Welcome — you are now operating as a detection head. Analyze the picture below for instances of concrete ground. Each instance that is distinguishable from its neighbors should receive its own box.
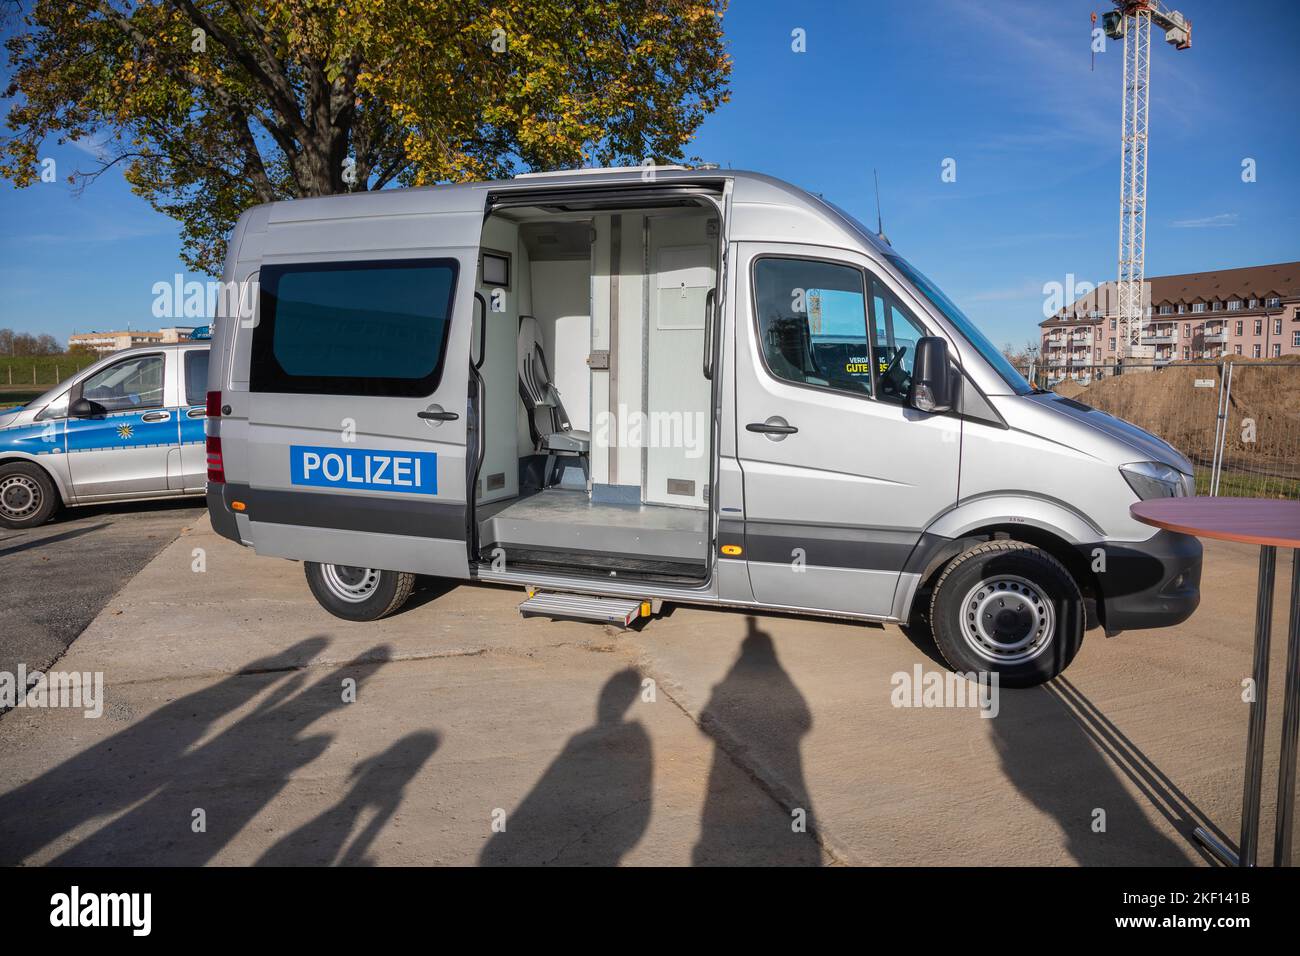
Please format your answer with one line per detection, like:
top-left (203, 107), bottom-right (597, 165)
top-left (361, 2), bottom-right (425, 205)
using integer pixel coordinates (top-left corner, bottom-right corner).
top-left (0, 513), bottom-right (1296, 866)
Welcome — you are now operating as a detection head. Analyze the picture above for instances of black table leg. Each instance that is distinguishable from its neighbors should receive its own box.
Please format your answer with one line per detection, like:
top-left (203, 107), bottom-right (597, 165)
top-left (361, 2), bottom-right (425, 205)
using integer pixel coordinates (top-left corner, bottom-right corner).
top-left (1195, 544), bottom-right (1276, 867)
top-left (1274, 549), bottom-right (1300, 867)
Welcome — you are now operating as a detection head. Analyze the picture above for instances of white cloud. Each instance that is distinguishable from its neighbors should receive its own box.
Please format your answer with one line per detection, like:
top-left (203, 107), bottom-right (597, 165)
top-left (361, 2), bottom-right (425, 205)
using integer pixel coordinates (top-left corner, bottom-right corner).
top-left (1170, 212), bottom-right (1238, 228)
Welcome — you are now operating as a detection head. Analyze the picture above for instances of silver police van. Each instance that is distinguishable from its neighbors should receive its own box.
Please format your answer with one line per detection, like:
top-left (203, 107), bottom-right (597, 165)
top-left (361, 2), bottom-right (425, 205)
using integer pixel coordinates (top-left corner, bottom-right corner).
top-left (0, 342), bottom-right (210, 528)
top-left (205, 167), bottom-right (1201, 686)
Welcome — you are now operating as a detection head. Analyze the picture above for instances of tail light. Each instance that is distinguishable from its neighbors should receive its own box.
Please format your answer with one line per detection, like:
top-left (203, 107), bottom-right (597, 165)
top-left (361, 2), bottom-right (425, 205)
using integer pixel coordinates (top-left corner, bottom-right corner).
top-left (206, 436), bottom-right (226, 484)
top-left (206, 390), bottom-right (222, 417)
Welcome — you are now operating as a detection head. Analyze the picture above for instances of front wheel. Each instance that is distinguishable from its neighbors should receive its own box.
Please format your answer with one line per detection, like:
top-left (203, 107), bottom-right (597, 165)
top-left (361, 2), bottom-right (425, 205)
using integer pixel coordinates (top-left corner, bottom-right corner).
top-left (0, 461), bottom-right (60, 529)
top-left (929, 541), bottom-right (1084, 688)
top-left (304, 562), bottom-right (416, 622)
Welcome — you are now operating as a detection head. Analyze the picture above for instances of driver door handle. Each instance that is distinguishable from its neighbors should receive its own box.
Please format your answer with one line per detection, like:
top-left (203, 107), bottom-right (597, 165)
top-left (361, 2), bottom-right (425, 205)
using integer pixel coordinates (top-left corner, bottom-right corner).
top-left (418, 410), bottom-right (459, 422)
top-left (141, 411), bottom-right (171, 423)
top-left (746, 422), bottom-right (797, 435)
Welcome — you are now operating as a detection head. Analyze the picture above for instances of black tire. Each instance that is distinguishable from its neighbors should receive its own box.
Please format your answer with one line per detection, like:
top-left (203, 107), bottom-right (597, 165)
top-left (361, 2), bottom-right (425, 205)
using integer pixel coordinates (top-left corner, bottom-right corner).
top-left (0, 461), bottom-right (61, 529)
top-left (304, 561), bottom-right (416, 622)
top-left (929, 541), bottom-right (1084, 688)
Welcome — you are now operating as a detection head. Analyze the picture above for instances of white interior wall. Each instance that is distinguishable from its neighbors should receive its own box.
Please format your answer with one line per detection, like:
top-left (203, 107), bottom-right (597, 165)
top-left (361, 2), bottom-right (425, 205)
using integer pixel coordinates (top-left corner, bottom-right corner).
top-left (530, 259), bottom-right (592, 436)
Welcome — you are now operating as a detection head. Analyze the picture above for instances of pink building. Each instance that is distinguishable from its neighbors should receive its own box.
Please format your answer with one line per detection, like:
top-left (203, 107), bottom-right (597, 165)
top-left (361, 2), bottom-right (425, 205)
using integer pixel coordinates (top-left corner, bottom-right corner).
top-left (1039, 262), bottom-right (1300, 380)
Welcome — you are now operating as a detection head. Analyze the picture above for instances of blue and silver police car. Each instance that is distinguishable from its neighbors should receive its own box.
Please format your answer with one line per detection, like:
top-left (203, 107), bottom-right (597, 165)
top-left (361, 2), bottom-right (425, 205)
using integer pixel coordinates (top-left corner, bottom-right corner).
top-left (0, 341), bottom-right (210, 528)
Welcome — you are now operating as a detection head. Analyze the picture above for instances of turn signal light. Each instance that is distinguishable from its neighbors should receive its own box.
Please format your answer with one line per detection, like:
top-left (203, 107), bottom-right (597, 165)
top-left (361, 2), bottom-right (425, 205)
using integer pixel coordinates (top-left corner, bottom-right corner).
top-left (720, 544), bottom-right (743, 556)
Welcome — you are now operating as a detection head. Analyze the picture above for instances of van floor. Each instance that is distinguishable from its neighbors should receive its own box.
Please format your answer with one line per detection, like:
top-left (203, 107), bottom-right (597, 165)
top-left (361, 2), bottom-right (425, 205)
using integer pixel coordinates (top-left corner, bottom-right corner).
top-left (477, 488), bottom-right (709, 580)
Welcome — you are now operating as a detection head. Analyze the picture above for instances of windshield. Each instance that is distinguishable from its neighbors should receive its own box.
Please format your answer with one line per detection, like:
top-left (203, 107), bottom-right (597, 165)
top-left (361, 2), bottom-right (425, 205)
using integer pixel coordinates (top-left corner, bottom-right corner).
top-left (886, 254), bottom-right (1033, 395)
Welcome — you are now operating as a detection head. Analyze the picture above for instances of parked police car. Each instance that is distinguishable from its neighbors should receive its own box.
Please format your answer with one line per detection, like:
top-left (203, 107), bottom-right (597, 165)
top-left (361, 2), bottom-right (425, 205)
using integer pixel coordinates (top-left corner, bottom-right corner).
top-left (0, 340), bottom-right (210, 528)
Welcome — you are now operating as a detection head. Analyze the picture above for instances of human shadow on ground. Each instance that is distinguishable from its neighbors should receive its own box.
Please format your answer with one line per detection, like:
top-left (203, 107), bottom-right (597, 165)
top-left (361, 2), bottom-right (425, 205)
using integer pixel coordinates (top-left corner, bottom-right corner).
top-left (480, 668), bottom-right (651, 866)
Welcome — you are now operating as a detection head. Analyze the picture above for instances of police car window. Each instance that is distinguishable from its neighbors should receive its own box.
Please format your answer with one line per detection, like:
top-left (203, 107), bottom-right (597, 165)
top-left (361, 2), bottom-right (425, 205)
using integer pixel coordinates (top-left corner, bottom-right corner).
top-left (34, 390), bottom-right (69, 421)
top-left (870, 280), bottom-right (927, 403)
top-left (752, 258), bottom-right (872, 397)
top-left (80, 354), bottom-right (165, 412)
top-left (251, 258), bottom-right (458, 397)
top-left (184, 349), bottom-right (209, 406)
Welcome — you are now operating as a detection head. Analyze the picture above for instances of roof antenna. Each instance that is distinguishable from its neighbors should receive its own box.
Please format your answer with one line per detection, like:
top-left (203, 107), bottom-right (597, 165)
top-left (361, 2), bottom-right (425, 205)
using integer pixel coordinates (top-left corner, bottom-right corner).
top-left (873, 169), bottom-right (891, 246)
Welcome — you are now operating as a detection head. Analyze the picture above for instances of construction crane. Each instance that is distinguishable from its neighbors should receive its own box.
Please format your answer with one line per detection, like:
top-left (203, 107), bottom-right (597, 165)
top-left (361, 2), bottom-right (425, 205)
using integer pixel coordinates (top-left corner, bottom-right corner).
top-left (1102, 1), bottom-right (1191, 367)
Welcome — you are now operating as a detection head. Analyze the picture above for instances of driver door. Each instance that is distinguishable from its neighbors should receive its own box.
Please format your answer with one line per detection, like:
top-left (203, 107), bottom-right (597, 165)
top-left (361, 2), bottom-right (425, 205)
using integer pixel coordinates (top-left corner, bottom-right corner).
top-left (733, 243), bottom-right (960, 616)
top-left (67, 350), bottom-right (176, 499)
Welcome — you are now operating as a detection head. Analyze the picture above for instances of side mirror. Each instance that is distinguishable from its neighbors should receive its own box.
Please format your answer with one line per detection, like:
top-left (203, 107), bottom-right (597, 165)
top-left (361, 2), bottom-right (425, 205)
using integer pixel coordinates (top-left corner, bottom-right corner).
top-left (907, 337), bottom-right (956, 413)
top-left (68, 396), bottom-right (106, 419)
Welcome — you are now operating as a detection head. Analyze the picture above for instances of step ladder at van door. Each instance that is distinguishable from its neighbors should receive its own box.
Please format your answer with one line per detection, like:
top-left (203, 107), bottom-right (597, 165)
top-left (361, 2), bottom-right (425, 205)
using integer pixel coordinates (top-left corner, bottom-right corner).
top-left (518, 590), bottom-right (651, 627)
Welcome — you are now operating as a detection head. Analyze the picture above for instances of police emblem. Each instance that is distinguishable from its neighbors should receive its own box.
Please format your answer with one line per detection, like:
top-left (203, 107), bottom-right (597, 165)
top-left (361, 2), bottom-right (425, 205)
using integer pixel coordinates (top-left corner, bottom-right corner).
top-left (117, 423), bottom-right (134, 440)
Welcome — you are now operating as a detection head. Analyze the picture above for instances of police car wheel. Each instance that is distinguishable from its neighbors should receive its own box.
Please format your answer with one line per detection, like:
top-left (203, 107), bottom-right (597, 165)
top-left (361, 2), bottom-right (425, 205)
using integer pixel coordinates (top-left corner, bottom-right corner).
top-left (304, 561), bottom-right (416, 622)
top-left (928, 540), bottom-right (1084, 688)
top-left (0, 462), bottom-right (60, 529)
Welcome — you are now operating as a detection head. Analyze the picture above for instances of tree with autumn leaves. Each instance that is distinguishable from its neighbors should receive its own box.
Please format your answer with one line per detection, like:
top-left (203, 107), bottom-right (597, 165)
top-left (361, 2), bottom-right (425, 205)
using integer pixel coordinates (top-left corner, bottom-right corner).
top-left (2, 1), bottom-right (732, 273)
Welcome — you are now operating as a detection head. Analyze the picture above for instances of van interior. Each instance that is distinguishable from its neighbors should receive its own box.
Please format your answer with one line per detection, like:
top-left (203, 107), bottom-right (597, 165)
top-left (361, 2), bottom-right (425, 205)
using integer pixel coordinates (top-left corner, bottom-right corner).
top-left (470, 194), bottom-right (720, 583)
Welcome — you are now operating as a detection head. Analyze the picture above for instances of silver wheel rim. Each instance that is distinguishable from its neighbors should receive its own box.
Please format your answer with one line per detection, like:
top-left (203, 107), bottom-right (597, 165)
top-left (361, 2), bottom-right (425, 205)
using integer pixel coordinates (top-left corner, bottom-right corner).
top-left (321, 564), bottom-right (382, 603)
top-left (959, 574), bottom-right (1055, 666)
top-left (0, 474), bottom-right (41, 520)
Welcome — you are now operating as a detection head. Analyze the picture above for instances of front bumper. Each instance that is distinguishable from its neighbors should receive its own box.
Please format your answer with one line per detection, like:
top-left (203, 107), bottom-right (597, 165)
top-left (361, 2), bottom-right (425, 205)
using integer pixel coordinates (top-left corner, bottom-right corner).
top-left (1084, 530), bottom-right (1202, 635)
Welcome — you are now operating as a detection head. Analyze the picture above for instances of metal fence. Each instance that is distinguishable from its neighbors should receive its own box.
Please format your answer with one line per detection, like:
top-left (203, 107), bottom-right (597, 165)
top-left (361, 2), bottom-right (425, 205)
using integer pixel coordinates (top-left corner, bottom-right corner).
top-left (1017, 360), bottom-right (1300, 500)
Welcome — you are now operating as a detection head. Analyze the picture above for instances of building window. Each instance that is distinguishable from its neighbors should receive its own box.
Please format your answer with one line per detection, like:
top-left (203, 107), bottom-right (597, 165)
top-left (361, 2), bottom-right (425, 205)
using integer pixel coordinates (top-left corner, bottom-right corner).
top-left (1108, 337), bottom-right (1115, 351)
top-left (1228, 300), bottom-right (1241, 310)
top-left (1182, 346), bottom-right (1190, 359)
top-left (1267, 297), bottom-right (1281, 308)
top-left (1292, 331), bottom-right (1300, 347)
top-left (1177, 304), bottom-right (1186, 314)
top-left (1273, 344), bottom-right (1281, 357)
top-left (1110, 317), bottom-right (1117, 330)
top-left (1192, 302), bottom-right (1205, 313)
top-left (1184, 323), bottom-right (1191, 337)
top-left (1249, 298), bottom-right (1259, 308)
top-left (1235, 320), bottom-right (1243, 335)
top-left (1274, 319), bottom-right (1283, 335)
top-left (1212, 300), bottom-right (1222, 311)
top-left (1235, 345), bottom-right (1243, 355)
top-left (1254, 320), bottom-right (1263, 335)
top-left (1252, 344), bottom-right (1261, 358)
top-left (1159, 304), bottom-right (1172, 315)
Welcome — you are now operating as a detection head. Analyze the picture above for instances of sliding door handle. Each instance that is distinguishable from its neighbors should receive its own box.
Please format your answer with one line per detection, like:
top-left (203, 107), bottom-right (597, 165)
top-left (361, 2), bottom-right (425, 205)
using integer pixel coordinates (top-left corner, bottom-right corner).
top-left (746, 420), bottom-right (797, 435)
top-left (418, 410), bottom-right (459, 422)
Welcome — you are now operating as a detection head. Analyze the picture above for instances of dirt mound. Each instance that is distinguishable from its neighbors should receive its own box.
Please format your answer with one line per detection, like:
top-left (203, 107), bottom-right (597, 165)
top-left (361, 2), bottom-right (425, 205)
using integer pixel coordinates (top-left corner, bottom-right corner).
top-left (1053, 356), bottom-right (1300, 497)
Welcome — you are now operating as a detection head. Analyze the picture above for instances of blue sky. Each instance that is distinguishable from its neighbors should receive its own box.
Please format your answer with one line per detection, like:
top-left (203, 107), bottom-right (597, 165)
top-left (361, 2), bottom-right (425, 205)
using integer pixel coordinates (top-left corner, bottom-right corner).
top-left (1, 0), bottom-right (1297, 347)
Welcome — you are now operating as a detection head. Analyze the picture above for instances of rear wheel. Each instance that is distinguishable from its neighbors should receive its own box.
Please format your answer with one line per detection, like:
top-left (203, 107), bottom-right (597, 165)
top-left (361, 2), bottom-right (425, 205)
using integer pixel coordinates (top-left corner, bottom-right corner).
top-left (304, 561), bottom-right (416, 622)
top-left (928, 541), bottom-right (1084, 687)
top-left (0, 462), bottom-right (60, 529)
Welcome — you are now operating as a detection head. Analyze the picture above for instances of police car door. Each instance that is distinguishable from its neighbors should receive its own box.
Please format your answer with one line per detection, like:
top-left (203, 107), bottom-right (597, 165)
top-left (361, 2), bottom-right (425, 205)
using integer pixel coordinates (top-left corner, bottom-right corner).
top-left (66, 349), bottom-right (175, 499)
top-left (239, 197), bottom-right (480, 577)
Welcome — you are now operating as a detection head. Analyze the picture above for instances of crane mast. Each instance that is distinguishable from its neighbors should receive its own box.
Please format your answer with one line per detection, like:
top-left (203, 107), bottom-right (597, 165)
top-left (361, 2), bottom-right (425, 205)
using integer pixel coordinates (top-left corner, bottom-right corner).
top-left (1103, 1), bottom-right (1191, 366)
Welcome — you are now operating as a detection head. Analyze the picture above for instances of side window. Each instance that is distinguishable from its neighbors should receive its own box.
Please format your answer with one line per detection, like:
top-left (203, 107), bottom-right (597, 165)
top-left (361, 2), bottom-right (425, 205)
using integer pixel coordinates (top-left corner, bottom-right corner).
top-left (79, 354), bottom-right (165, 412)
top-left (183, 349), bottom-right (210, 406)
top-left (250, 258), bottom-right (458, 397)
top-left (752, 257), bottom-right (872, 397)
top-left (870, 280), bottom-right (928, 403)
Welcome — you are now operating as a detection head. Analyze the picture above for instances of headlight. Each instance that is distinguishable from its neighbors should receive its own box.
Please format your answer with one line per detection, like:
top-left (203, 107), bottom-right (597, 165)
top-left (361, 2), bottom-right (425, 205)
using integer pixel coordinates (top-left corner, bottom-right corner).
top-left (1120, 461), bottom-right (1189, 500)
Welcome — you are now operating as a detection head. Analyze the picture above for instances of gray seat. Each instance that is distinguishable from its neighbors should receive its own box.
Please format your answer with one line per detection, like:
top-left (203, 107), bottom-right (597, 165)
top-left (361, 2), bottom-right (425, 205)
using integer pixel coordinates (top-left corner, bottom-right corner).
top-left (518, 316), bottom-right (589, 481)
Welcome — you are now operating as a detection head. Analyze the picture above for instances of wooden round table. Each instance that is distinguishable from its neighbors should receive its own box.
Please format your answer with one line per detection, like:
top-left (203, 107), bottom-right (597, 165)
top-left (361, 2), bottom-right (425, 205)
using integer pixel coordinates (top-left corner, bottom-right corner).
top-left (1132, 497), bottom-right (1300, 867)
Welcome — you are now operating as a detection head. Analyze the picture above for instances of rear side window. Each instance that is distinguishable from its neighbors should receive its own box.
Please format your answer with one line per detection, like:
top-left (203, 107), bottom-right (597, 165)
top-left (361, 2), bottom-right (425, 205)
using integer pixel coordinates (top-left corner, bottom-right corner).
top-left (752, 257), bottom-right (872, 396)
top-left (183, 349), bottom-right (209, 406)
top-left (250, 258), bottom-right (458, 396)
